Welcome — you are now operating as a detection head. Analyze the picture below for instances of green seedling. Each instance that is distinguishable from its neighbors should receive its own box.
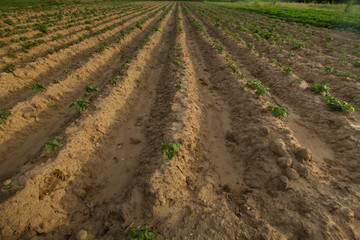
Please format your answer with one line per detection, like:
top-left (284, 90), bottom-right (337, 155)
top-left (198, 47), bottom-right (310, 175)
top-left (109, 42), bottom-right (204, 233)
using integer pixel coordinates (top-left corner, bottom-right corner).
top-left (259, 52), bottom-right (265, 57)
top-left (98, 42), bottom-right (108, 52)
top-left (53, 78), bottom-right (60, 83)
top-left (64, 69), bottom-right (70, 74)
top-left (277, 45), bottom-right (284, 52)
top-left (354, 61), bottom-right (360, 68)
top-left (2, 63), bottom-right (16, 72)
top-left (247, 42), bottom-right (255, 49)
top-left (295, 78), bottom-right (303, 83)
top-left (268, 104), bottom-right (288, 117)
top-left (2, 182), bottom-right (12, 191)
top-left (32, 82), bottom-right (46, 91)
top-left (0, 110), bottom-right (11, 124)
top-left (338, 56), bottom-right (348, 63)
top-left (312, 84), bottom-right (330, 95)
top-left (34, 23), bottom-right (48, 33)
top-left (69, 99), bottom-right (90, 112)
top-left (339, 72), bottom-right (357, 79)
top-left (110, 76), bottom-right (118, 84)
top-left (3, 182), bottom-right (12, 191)
top-left (136, 22), bottom-right (143, 30)
top-left (245, 79), bottom-right (270, 96)
top-left (7, 52), bottom-right (17, 58)
top-left (216, 44), bottom-right (226, 53)
top-left (239, 73), bottom-right (246, 79)
top-left (173, 59), bottom-right (181, 67)
top-left (85, 85), bottom-right (100, 94)
top-left (325, 95), bottom-right (354, 112)
top-left (270, 58), bottom-right (277, 63)
top-left (288, 50), bottom-right (295, 57)
top-left (40, 136), bottom-right (63, 152)
top-left (293, 41), bottom-right (305, 49)
top-left (175, 84), bottom-right (182, 89)
top-left (283, 67), bottom-right (294, 75)
top-left (125, 225), bottom-right (156, 240)
top-left (227, 60), bottom-right (238, 72)
top-left (324, 65), bottom-right (334, 72)
top-left (326, 35), bottom-right (334, 41)
top-left (162, 141), bottom-right (180, 160)
top-left (118, 69), bottom-right (126, 76)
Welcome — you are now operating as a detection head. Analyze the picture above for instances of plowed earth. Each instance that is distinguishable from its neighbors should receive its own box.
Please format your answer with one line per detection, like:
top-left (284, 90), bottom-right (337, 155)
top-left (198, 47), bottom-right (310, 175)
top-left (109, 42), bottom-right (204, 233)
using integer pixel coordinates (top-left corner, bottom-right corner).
top-left (0, 2), bottom-right (360, 240)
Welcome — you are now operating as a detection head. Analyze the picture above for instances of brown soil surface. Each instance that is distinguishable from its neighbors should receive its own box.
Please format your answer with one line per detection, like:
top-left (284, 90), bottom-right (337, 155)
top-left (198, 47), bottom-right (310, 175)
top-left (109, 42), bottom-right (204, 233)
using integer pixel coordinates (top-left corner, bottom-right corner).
top-left (0, 2), bottom-right (360, 240)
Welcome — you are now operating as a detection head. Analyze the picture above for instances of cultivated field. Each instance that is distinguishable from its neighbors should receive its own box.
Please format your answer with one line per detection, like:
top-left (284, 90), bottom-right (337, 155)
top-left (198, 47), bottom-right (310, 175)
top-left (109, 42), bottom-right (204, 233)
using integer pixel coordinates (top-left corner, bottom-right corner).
top-left (0, 1), bottom-right (360, 239)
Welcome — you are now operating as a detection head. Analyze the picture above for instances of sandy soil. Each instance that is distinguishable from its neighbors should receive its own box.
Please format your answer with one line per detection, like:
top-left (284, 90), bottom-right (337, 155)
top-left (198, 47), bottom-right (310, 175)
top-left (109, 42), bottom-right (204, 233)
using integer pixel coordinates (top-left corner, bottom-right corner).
top-left (0, 2), bottom-right (360, 240)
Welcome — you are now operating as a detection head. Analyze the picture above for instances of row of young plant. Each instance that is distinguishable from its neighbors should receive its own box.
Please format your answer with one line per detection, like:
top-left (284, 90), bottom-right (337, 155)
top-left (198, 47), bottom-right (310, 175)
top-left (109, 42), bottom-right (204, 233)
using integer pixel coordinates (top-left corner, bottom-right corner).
top-left (0, 4), bottom-right (169, 114)
top-left (206, 2), bottom-right (360, 34)
top-left (0, 4), bottom-right (160, 67)
top-left (183, 6), bottom-right (289, 118)
top-left (126, 6), bottom-right (192, 239)
top-left (0, 4), bottom-right (173, 130)
top-left (202, 3), bottom-right (360, 58)
top-left (0, 4), bottom-right (175, 239)
top-left (0, 5), bottom-right (142, 58)
top-left (187, 2), bottom-right (360, 105)
top-left (190, 3), bottom-right (360, 80)
top-left (1, 4), bottom-right (165, 73)
top-left (0, 4), bottom-right (143, 50)
top-left (0, 3), bottom-right (136, 39)
top-left (185, 4), bottom-right (355, 115)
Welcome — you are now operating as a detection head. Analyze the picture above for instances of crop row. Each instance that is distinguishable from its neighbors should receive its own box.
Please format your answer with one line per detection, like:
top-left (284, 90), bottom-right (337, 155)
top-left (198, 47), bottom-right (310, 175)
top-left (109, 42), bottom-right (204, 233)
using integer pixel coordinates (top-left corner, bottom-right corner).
top-left (0, 3), bottom-right (177, 238)
top-left (187, 3), bottom-right (360, 109)
top-left (0, 4), bottom-right (164, 68)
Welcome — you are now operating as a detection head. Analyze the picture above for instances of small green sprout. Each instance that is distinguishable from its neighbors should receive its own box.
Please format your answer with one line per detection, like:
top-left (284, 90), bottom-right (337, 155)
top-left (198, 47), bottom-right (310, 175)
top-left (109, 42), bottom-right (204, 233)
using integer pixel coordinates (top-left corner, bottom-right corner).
top-left (295, 78), bottom-right (303, 83)
top-left (162, 141), bottom-right (180, 160)
top-left (2, 63), bottom-right (16, 72)
top-left (125, 225), bottom-right (156, 240)
top-left (40, 136), bottom-right (63, 152)
top-left (283, 67), bottom-right (294, 75)
top-left (172, 59), bottom-right (181, 67)
top-left (32, 82), bottom-right (46, 91)
top-left (268, 104), bottom-right (288, 117)
top-left (239, 73), bottom-right (246, 79)
top-left (7, 52), bottom-right (17, 58)
top-left (64, 69), bottom-right (70, 74)
top-left (69, 99), bottom-right (90, 112)
top-left (216, 44), bottom-right (226, 53)
top-left (325, 95), bottom-right (354, 112)
top-left (339, 72), bottom-right (357, 79)
top-left (227, 60), bottom-right (238, 72)
top-left (354, 61), bottom-right (360, 68)
top-left (136, 22), bottom-right (143, 30)
top-left (269, 58), bottom-right (277, 64)
top-left (312, 84), bottom-right (330, 95)
top-left (324, 65), bottom-right (334, 72)
top-left (85, 85), bottom-right (100, 94)
top-left (326, 35), bottom-right (334, 41)
top-left (2, 182), bottom-right (12, 191)
top-left (53, 78), bottom-right (60, 83)
top-left (0, 110), bottom-right (11, 124)
top-left (247, 42), bottom-right (255, 49)
top-left (175, 84), bottom-right (182, 89)
top-left (338, 56), bottom-right (348, 63)
top-left (245, 79), bottom-right (270, 96)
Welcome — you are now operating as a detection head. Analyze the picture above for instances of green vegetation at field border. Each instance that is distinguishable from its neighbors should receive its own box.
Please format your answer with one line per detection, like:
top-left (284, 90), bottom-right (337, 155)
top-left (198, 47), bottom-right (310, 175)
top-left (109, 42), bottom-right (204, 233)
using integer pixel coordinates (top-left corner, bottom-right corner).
top-left (206, 2), bottom-right (360, 34)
